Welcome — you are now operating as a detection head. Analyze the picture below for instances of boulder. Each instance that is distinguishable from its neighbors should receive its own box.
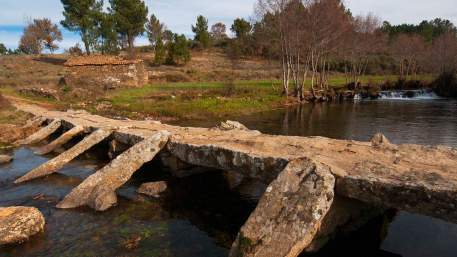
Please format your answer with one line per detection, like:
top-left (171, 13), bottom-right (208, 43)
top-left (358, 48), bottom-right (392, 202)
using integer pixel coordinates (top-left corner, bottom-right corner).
top-left (371, 133), bottom-right (395, 149)
top-left (0, 155), bottom-right (13, 164)
top-left (0, 207), bottom-right (45, 245)
top-left (217, 120), bottom-right (250, 131)
top-left (137, 182), bottom-right (168, 197)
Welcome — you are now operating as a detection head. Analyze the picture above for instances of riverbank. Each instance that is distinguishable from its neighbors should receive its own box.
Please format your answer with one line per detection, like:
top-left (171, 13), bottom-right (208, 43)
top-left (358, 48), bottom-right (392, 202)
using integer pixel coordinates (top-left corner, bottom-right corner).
top-left (0, 74), bottom-right (436, 122)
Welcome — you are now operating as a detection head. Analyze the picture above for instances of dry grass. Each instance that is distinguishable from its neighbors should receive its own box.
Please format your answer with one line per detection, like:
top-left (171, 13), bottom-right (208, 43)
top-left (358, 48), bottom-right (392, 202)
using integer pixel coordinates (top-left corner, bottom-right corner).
top-left (0, 55), bottom-right (67, 89)
top-left (0, 93), bottom-right (11, 109)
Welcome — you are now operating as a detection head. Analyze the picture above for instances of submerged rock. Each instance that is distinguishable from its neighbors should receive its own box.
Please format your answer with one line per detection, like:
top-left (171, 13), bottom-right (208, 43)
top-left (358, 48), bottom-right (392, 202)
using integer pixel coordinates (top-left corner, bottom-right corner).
top-left (0, 155), bottom-right (13, 164)
top-left (137, 182), bottom-right (168, 197)
top-left (0, 206), bottom-right (45, 245)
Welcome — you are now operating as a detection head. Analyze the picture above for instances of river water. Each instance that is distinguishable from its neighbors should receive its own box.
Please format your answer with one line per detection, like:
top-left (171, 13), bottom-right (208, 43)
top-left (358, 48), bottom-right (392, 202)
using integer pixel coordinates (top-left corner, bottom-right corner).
top-left (1, 97), bottom-right (457, 257)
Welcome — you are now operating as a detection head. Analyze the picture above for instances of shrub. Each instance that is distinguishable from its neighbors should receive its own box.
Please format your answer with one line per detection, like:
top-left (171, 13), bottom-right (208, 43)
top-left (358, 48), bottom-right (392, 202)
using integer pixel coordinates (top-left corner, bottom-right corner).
top-left (68, 43), bottom-right (84, 56)
top-left (166, 34), bottom-right (191, 65)
top-left (433, 72), bottom-right (457, 97)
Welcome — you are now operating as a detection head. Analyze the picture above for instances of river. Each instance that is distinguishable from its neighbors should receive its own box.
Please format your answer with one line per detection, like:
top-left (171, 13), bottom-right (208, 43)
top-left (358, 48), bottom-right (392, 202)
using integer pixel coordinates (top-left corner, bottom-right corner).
top-left (1, 97), bottom-right (457, 257)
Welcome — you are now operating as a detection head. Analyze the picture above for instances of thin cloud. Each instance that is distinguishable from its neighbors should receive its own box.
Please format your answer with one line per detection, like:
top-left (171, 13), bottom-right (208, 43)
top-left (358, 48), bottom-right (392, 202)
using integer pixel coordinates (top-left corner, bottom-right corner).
top-left (0, 0), bottom-right (456, 50)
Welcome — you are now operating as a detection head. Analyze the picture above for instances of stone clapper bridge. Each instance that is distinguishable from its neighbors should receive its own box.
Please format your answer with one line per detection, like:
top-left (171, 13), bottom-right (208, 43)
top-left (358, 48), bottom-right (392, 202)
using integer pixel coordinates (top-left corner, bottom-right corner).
top-left (11, 103), bottom-right (457, 257)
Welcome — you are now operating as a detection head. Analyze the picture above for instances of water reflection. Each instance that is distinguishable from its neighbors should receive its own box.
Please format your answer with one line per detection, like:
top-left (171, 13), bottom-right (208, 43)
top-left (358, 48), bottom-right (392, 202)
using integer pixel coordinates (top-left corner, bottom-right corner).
top-left (0, 148), bottom-right (254, 257)
top-left (176, 99), bottom-right (457, 257)
top-left (2, 99), bottom-right (457, 257)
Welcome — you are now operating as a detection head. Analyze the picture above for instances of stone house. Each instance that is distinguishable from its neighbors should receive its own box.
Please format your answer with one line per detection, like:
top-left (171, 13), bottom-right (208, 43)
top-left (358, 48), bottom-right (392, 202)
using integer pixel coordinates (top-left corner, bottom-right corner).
top-left (63, 55), bottom-right (149, 91)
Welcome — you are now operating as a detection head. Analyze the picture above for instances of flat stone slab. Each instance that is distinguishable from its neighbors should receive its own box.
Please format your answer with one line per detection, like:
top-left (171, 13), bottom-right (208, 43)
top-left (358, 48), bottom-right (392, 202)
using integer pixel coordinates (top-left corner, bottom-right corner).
top-left (15, 129), bottom-right (112, 184)
top-left (16, 119), bottom-right (61, 145)
top-left (12, 102), bottom-right (457, 224)
top-left (57, 131), bottom-right (170, 211)
top-left (0, 206), bottom-right (45, 245)
top-left (229, 158), bottom-right (335, 257)
top-left (35, 125), bottom-right (85, 155)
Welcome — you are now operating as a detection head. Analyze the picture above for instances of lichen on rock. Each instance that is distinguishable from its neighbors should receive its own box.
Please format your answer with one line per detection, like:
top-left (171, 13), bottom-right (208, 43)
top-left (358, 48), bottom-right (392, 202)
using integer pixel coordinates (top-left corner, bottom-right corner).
top-left (0, 206), bottom-right (45, 245)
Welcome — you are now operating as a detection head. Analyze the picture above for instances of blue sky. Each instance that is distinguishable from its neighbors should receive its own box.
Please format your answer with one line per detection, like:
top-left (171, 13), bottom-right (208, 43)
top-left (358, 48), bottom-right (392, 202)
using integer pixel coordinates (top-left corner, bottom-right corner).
top-left (1, 0), bottom-right (456, 51)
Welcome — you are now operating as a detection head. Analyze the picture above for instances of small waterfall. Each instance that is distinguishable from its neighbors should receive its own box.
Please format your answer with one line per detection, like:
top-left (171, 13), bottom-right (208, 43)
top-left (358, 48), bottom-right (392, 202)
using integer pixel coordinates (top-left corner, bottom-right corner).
top-left (379, 89), bottom-right (440, 100)
top-left (353, 89), bottom-right (441, 101)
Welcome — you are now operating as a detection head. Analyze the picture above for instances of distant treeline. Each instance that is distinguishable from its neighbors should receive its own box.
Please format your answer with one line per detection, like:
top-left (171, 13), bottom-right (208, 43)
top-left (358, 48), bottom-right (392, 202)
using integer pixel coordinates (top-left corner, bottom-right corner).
top-left (0, 0), bottom-right (456, 86)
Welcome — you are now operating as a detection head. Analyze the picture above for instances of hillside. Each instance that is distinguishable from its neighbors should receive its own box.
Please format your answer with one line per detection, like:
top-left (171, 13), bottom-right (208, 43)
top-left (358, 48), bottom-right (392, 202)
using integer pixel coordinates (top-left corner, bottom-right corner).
top-left (0, 49), bottom-right (280, 90)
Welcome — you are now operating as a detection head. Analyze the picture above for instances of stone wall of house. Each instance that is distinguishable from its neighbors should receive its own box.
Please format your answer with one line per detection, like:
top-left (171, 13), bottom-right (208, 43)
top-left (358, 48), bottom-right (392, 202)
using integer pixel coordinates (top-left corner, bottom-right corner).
top-left (63, 62), bottom-right (148, 91)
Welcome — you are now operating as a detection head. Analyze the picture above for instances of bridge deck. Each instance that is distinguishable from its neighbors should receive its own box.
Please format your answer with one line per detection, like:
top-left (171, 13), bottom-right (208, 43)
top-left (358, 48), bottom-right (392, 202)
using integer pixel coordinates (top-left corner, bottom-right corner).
top-left (11, 102), bottom-right (457, 257)
top-left (14, 103), bottom-right (457, 222)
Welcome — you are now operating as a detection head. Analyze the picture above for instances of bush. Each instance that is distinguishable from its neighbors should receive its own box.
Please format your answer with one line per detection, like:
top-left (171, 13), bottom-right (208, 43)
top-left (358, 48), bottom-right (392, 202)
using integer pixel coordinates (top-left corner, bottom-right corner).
top-left (389, 79), bottom-right (426, 90)
top-left (164, 71), bottom-right (191, 82)
top-left (433, 72), bottom-right (457, 97)
top-left (68, 43), bottom-right (83, 56)
top-left (166, 34), bottom-right (191, 65)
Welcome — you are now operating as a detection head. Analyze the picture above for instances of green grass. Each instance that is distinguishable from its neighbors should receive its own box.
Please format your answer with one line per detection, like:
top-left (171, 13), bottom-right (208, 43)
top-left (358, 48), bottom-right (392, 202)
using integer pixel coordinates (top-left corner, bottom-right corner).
top-left (1, 74), bottom-right (437, 121)
top-left (108, 81), bottom-right (283, 119)
top-left (103, 74), bottom-right (435, 120)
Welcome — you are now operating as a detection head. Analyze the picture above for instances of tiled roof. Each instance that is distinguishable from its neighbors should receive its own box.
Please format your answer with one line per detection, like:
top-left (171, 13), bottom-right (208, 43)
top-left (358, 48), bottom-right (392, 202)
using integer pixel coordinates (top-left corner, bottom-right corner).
top-left (64, 55), bottom-right (142, 67)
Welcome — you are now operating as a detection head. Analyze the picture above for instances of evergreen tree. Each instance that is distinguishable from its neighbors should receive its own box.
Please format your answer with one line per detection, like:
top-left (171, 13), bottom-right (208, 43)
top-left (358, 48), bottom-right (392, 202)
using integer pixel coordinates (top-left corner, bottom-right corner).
top-left (166, 34), bottom-right (191, 65)
top-left (154, 35), bottom-right (166, 65)
top-left (61, 0), bottom-right (103, 54)
top-left (109, 0), bottom-right (148, 57)
top-left (97, 13), bottom-right (119, 54)
top-left (0, 43), bottom-right (7, 55)
top-left (145, 14), bottom-right (164, 48)
top-left (231, 18), bottom-right (252, 39)
top-left (192, 15), bottom-right (211, 48)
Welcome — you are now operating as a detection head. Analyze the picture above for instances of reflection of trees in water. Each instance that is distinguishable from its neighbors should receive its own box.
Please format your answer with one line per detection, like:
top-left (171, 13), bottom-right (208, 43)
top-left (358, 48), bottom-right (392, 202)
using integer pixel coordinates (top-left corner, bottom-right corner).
top-left (280, 103), bottom-right (358, 139)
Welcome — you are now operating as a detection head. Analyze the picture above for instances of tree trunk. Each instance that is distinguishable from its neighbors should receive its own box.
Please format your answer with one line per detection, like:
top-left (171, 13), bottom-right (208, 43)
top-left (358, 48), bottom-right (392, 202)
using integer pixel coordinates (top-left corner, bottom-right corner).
top-left (82, 32), bottom-right (91, 55)
top-left (127, 35), bottom-right (135, 59)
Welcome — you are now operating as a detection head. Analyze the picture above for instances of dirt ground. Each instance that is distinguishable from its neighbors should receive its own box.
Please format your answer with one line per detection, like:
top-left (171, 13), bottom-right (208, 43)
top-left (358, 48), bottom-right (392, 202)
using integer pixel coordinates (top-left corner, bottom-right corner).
top-left (0, 49), bottom-right (280, 91)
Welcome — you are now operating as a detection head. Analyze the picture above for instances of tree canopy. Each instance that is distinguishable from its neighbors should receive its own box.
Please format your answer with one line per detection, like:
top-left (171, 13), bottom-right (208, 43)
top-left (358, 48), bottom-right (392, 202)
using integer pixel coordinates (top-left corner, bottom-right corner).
top-left (109, 0), bottom-right (148, 55)
top-left (192, 15), bottom-right (211, 48)
top-left (0, 43), bottom-right (7, 55)
top-left (61, 0), bottom-right (103, 54)
top-left (145, 14), bottom-right (165, 48)
top-left (19, 18), bottom-right (63, 54)
top-left (231, 18), bottom-right (252, 39)
top-left (382, 18), bottom-right (457, 42)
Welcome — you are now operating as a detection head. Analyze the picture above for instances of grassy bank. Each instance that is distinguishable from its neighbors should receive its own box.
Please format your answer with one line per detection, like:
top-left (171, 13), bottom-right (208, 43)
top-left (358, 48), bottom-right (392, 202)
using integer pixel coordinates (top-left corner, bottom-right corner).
top-left (1, 74), bottom-right (435, 121)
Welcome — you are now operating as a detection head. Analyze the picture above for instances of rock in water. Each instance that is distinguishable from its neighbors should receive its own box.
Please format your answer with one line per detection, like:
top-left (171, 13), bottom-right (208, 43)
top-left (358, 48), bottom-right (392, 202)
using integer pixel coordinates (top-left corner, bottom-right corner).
top-left (0, 155), bottom-right (13, 164)
top-left (0, 207), bottom-right (45, 245)
top-left (217, 120), bottom-right (250, 131)
top-left (371, 133), bottom-right (392, 148)
top-left (137, 182), bottom-right (168, 197)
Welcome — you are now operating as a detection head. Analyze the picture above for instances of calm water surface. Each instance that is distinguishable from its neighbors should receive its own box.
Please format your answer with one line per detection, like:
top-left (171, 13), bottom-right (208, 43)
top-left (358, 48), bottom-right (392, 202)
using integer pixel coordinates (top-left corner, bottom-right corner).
top-left (1, 99), bottom-right (457, 257)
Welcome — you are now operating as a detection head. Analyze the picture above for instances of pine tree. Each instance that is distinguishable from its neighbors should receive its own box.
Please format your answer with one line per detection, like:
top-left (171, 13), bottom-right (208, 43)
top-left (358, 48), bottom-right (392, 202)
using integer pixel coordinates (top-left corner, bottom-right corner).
top-left (192, 15), bottom-right (211, 49)
top-left (61, 0), bottom-right (103, 55)
top-left (109, 0), bottom-right (148, 57)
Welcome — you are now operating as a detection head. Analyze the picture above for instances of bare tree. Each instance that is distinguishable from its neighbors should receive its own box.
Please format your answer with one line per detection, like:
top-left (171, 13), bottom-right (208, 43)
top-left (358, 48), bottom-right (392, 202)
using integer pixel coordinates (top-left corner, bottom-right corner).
top-left (19, 18), bottom-right (63, 54)
top-left (211, 22), bottom-right (227, 41)
top-left (256, 0), bottom-right (352, 100)
top-left (390, 33), bottom-right (427, 80)
top-left (342, 14), bottom-right (386, 87)
top-left (256, 0), bottom-right (293, 96)
top-left (429, 32), bottom-right (457, 73)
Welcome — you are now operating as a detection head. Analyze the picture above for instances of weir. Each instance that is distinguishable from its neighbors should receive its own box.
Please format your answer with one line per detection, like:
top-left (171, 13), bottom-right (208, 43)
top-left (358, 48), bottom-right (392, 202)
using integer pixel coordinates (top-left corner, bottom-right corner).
top-left (11, 103), bottom-right (457, 257)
